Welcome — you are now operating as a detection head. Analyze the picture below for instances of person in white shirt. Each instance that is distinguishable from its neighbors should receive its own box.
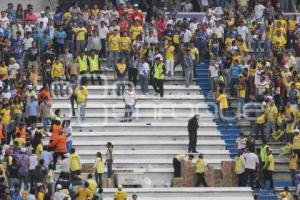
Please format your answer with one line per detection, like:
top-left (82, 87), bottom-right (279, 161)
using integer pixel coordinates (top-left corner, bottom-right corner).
top-left (121, 84), bottom-right (137, 122)
top-left (29, 150), bottom-right (38, 189)
top-left (243, 149), bottom-right (259, 188)
top-left (98, 21), bottom-right (109, 61)
top-left (53, 184), bottom-right (65, 200)
top-left (181, 27), bottom-right (192, 44)
top-left (254, 1), bottom-right (265, 20)
top-left (37, 11), bottom-right (48, 29)
top-left (181, 0), bottom-right (193, 12)
top-left (0, 11), bottom-right (9, 28)
top-left (144, 30), bottom-right (158, 47)
top-left (23, 33), bottom-right (34, 51)
top-left (237, 23), bottom-right (250, 41)
top-left (208, 59), bottom-right (219, 91)
top-left (213, 21), bottom-right (224, 40)
top-left (235, 132), bottom-right (248, 151)
top-left (8, 57), bottom-right (20, 80)
top-left (189, 18), bottom-right (198, 34)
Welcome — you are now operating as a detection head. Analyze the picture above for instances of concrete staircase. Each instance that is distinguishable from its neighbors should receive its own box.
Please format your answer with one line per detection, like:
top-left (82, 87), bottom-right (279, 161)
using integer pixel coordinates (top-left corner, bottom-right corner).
top-left (50, 68), bottom-right (231, 186)
top-left (102, 187), bottom-right (254, 200)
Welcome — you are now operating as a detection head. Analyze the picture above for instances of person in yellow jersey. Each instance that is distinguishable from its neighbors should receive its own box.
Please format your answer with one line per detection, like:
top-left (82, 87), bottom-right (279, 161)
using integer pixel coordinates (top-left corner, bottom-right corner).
top-left (195, 154), bottom-right (208, 187)
top-left (256, 112), bottom-right (266, 140)
top-left (70, 147), bottom-right (81, 182)
top-left (86, 173), bottom-right (97, 194)
top-left (116, 57), bottom-right (127, 96)
top-left (74, 84), bottom-right (88, 124)
top-left (265, 100), bottom-right (278, 138)
top-left (108, 29), bottom-right (120, 68)
top-left (216, 88), bottom-right (228, 126)
top-left (263, 147), bottom-right (274, 190)
top-left (130, 19), bottom-right (143, 41)
top-left (272, 30), bottom-right (286, 48)
top-left (94, 152), bottom-right (104, 187)
top-left (51, 58), bottom-right (65, 96)
top-left (234, 151), bottom-right (245, 186)
top-left (75, 23), bottom-right (87, 55)
top-left (77, 51), bottom-right (88, 85)
top-left (293, 129), bottom-right (300, 158)
top-left (152, 54), bottom-right (166, 97)
top-left (114, 184), bottom-right (127, 200)
top-left (237, 74), bottom-right (246, 117)
top-left (75, 182), bottom-right (93, 200)
top-left (165, 40), bottom-right (176, 77)
top-left (189, 42), bottom-right (199, 77)
top-left (289, 151), bottom-right (298, 186)
top-left (119, 32), bottom-right (131, 65)
top-left (88, 50), bottom-right (102, 85)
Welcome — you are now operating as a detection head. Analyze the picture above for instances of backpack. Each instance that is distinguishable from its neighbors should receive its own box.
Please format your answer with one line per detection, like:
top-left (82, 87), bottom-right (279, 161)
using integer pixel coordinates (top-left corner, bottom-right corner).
top-left (34, 165), bottom-right (46, 182)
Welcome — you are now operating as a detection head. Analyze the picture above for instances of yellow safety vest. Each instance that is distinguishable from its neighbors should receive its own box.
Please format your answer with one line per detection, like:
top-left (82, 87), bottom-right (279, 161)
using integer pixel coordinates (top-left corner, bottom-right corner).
top-left (88, 55), bottom-right (100, 72)
top-left (153, 63), bottom-right (165, 80)
top-left (77, 55), bottom-right (88, 72)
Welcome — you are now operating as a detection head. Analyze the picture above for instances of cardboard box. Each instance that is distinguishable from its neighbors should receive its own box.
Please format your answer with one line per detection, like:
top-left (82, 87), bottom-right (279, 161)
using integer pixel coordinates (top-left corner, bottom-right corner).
top-left (171, 177), bottom-right (184, 187)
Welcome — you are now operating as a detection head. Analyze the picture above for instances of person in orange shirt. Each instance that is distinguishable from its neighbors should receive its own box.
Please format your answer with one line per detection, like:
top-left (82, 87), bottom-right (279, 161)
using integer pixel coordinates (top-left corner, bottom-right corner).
top-left (50, 120), bottom-right (62, 143)
top-left (38, 85), bottom-right (51, 102)
top-left (49, 131), bottom-right (67, 170)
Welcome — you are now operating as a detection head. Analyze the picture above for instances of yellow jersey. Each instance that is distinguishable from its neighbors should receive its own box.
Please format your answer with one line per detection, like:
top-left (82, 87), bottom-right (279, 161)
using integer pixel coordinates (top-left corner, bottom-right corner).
top-left (266, 154), bottom-right (275, 171)
top-left (108, 34), bottom-right (120, 51)
top-left (119, 36), bottom-right (131, 51)
top-left (195, 159), bottom-right (205, 173)
top-left (70, 153), bottom-right (81, 171)
top-left (293, 135), bottom-right (300, 150)
top-left (234, 156), bottom-right (245, 174)
top-left (289, 154), bottom-right (298, 170)
top-left (217, 94), bottom-right (228, 109)
top-left (166, 45), bottom-right (175, 61)
top-left (114, 190), bottom-right (127, 200)
top-left (256, 114), bottom-right (265, 124)
top-left (95, 158), bottom-right (104, 174)
top-left (51, 63), bottom-right (65, 78)
top-left (75, 27), bottom-right (87, 41)
top-left (130, 25), bottom-right (143, 40)
top-left (75, 87), bottom-right (88, 104)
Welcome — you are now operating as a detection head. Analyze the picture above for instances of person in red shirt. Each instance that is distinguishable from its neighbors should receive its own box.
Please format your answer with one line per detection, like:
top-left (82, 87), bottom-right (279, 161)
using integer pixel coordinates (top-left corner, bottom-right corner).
top-left (119, 15), bottom-right (129, 34)
top-left (49, 130), bottom-right (67, 170)
top-left (118, 3), bottom-right (126, 16)
top-left (131, 4), bottom-right (143, 26)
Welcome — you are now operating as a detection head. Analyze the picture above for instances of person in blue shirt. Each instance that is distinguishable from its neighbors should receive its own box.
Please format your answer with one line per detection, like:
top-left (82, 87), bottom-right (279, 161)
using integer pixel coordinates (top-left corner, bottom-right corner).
top-left (6, 3), bottom-right (16, 22)
top-left (54, 25), bottom-right (66, 54)
top-left (229, 59), bottom-right (242, 97)
top-left (36, 21), bottom-right (46, 39)
top-left (38, 31), bottom-right (51, 53)
top-left (26, 95), bottom-right (39, 127)
top-left (253, 22), bottom-right (264, 57)
top-left (288, 83), bottom-right (299, 109)
top-left (0, 24), bottom-right (9, 38)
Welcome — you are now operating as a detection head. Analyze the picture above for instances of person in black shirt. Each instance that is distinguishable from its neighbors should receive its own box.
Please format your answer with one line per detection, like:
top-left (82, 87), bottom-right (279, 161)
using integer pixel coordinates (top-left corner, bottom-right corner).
top-left (27, 41), bottom-right (39, 70)
top-left (188, 114), bottom-right (200, 153)
top-left (64, 23), bottom-right (75, 55)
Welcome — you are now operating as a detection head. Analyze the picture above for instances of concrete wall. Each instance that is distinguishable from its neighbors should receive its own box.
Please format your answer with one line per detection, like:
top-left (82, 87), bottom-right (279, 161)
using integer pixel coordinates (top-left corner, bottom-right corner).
top-left (0, 0), bottom-right (58, 12)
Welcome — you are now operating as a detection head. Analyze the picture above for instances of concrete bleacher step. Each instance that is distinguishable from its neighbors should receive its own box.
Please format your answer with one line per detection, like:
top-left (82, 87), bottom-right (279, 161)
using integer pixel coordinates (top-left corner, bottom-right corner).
top-left (51, 85), bottom-right (202, 95)
top-left (66, 113), bottom-right (215, 123)
top-left (69, 122), bottom-right (219, 132)
top-left (102, 187), bottom-right (254, 200)
top-left (52, 94), bottom-right (206, 104)
top-left (68, 139), bottom-right (227, 151)
top-left (50, 130), bottom-right (225, 141)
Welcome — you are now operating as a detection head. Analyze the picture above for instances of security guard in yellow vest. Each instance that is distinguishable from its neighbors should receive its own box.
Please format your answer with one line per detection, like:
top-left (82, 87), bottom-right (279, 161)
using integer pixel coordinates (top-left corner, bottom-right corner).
top-left (153, 54), bottom-right (166, 97)
top-left (77, 51), bottom-right (88, 85)
top-left (195, 153), bottom-right (208, 187)
top-left (88, 50), bottom-right (102, 85)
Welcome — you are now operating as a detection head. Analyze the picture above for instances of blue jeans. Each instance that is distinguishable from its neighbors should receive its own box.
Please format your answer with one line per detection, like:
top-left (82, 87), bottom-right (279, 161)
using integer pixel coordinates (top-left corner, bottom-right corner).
top-left (139, 75), bottom-right (148, 94)
top-left (254, 39), bottom-right (263, 57)
top-left (19, 172), bottom-right (29, 190)
top-left (121, 50), bottom-right (130, 65)
top-left (77, 103), bottom-right (86, 122)
top-left (53, 77), bottom-right (64, 96)
top-left (109, 51), bottom-right (119, 68)
top-left (238, 97), bottom-right (245, 115)
top-left (117, 76), bottom-right (126, 96)
top-left (185, 69), bottom-right (193, 87)
top-left (230, 79), bottom-right (238, 96)
top-left (107, 160), bottom-right (113, 178)
top-left (95, 172), bottom-right (103, 187)
top-left (42, 117), bottom-right (52, 132)
top-left (125, 104), bottom-right (134, 120)
top-left (65, 40), bottom-right (74, 55)
top-left (266, 121), bottom-right (276, 138)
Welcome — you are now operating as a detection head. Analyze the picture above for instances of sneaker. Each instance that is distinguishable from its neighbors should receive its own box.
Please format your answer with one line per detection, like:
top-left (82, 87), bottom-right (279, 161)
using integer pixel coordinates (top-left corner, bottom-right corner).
top-left (154, 93), bottom-right (159, 96)
top-left (120, 119), bottom-right (128, 123)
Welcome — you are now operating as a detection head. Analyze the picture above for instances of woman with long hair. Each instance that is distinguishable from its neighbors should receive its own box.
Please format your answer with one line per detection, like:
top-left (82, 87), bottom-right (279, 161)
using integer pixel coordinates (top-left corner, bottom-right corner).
top-left (94, 152), bottom-right (104, 187)
top-left (105, 142), bottom-right (114, 179)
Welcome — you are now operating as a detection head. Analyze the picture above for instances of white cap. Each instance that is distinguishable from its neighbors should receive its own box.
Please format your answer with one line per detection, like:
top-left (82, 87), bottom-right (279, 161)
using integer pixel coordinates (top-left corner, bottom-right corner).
top-left (20, 148), bottom-right (27, 153)
top-left (134, 3), bottom-right (138, 7)
top-left (118, 184), bottom-right (123, 189)
top-left (154, 54), bottom-right (163, 61)
top-left (294, 129), bottom-right (300, 133)
top-left (40, 11), bottom-right (45, 14)
top-left (57, 184), bottom-right (62, 190)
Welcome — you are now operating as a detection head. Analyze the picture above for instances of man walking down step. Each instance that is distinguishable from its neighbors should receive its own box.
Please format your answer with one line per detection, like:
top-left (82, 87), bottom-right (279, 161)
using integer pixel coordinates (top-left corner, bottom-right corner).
top-left (75, 84), bottom-right (89, 124)
top-left (121, 84), bottom-right (136, 122)
top-left (153, 55), bottom-right (166, 97)
top-left (188, 114), bottom-right (200, 153)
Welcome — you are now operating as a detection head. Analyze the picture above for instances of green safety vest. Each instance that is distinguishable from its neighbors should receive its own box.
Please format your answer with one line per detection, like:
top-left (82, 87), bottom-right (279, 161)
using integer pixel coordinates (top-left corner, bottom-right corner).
top-left (153, 63), bottom-right (165, 80)
top-left (88, 55), bottom-right (100, 72)
top-left (77, 55), bottom-right (88, 72)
